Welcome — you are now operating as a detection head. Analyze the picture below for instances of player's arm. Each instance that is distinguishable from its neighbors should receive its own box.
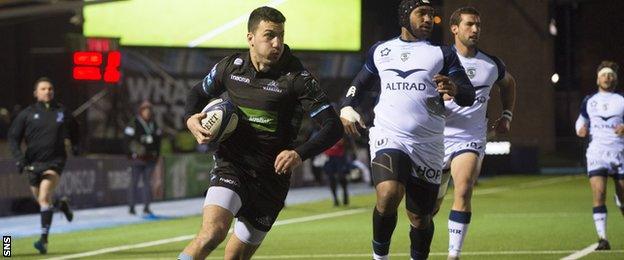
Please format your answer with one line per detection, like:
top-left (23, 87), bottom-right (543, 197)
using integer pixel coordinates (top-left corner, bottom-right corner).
top-left (184, 59), bottom-right (228, 144)
top-left (275, 74), bottom-right (343, 174)
top-left (437, 46), bottom-right (475, 106)
top-left (340, 43), bottom-right (381, 136)
top-left (7, 110), bottom-right (27, 172)
top-left (575, 96), bottom-right (590, 137)
top-left (65, 109), bottom-right (80, 155)
top-left (492, 71), bottom-right (517, 134)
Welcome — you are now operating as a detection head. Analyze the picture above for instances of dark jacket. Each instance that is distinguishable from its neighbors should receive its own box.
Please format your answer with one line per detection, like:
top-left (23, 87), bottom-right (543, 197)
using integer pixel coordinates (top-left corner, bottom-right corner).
top-left (8, 101), bottom-right (79, 165)
top-left (124, 116), bottom-right (162, 161)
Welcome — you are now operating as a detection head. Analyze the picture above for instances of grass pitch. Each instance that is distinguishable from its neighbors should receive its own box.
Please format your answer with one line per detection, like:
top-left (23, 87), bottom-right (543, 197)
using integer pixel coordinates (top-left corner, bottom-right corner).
top-left (10, 174), bottom-right (624, 259)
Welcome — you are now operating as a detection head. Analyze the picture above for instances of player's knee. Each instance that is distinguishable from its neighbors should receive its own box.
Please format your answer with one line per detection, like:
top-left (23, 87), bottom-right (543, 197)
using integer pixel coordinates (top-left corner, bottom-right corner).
top-left (407, 212), bottom-right (432, 229)
top-left (197, 223), bottom-right (229, 249)
top-left (37, 196), bottom-right (51, 206)
top-left (376, 190), bottom-right (403, 214)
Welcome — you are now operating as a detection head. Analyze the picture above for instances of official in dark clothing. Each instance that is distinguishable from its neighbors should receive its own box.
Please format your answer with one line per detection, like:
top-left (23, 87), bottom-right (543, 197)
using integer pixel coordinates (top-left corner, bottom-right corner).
top-left (178, 6), bottom-right (343, 260)
top-left (8, 77), bottom-right (78, 254)
top-left (124, 101), bottom-right (161, 215)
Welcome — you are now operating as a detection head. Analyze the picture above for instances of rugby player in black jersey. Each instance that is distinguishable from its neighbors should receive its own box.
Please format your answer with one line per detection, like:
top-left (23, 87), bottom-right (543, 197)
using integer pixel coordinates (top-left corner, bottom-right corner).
top-left (178, 6), bottom-right (343, 260)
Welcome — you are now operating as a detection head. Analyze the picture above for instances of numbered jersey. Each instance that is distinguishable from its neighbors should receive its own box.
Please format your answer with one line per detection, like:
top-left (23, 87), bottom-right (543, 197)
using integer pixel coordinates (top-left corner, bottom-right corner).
top-left (367, 38), bottom-right (467, 143)
top-left (444, 48), bottom-right (505, 142)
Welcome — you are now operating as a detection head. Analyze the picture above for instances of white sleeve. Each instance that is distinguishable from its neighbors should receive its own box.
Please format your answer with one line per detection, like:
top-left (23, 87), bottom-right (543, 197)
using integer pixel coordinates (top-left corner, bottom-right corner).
top-left (574, 114), bottom-right (588, 133)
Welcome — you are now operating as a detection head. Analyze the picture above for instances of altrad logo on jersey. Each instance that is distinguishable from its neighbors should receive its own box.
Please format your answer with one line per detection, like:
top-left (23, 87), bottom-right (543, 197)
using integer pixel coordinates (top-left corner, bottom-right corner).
top-left (598, 115), bottom-right (617, 121)
top-left (384, 69), bottom-right (428, 91)
top-left (385, 69), bottom-right (426, 79)
top-left (386, 82), bottom-right (426, 91)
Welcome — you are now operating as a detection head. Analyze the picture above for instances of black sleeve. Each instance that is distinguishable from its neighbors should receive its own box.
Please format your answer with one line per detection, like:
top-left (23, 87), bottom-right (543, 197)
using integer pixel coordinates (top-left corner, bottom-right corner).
top-left (340, 42), bottom-right (381, 108)
top-left (295, 108), bottom-right (343, 161)
top-left (440, 46), bottom-right (475, 107)
top-left (292, 72), bottom-right (343, 160)
top-left (340, 67), bottom-right (379, 108)
top-left (7, 110), bottom-right (27, 162)
top-left (183, 57), bottom-right (229, 122)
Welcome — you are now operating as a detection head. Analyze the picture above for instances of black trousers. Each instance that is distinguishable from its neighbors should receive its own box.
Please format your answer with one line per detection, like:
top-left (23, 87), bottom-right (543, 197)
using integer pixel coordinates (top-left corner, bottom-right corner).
top-left (128, 160), bottom-right (155, 208)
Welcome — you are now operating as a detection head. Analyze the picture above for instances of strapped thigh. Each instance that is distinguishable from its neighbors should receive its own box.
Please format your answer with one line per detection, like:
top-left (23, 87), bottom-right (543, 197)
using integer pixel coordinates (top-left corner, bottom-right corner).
top-left (234, 218), bottom-right (268, 245)
top-left (203, 186), bottom-right (242, 215)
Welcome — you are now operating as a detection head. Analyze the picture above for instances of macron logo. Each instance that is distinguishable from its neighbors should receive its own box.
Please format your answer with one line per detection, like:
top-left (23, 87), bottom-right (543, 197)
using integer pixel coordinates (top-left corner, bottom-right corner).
top-left (230, 75), bottom-right (250, 84)
top-left (385, 68), bottom-right (427, 79)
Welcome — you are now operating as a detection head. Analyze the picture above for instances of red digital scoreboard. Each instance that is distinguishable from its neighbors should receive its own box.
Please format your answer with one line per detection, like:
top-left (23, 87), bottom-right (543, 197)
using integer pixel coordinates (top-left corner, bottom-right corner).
top-left (72, 37), bottom-right (121, 83)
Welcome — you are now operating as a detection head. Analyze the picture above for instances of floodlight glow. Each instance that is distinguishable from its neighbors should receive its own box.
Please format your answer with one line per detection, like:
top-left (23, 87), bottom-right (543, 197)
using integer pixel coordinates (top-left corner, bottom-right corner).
top-left (551, 73), bottom-right (560, 84)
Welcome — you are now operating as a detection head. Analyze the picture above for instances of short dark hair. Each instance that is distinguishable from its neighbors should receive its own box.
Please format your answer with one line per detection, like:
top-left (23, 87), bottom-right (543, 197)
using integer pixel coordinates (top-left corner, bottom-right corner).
top-left (247, 6), bottom-right (286, 33)
top-left (450, 6), bottom-right (480, 26)
top-left (33, 77), bottom-right (53, 90)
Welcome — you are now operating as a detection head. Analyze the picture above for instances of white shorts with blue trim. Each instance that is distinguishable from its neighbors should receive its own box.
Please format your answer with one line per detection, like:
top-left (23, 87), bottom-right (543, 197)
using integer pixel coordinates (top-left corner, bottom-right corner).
top-left (369, 127), bottom-right (443, 185)
top-left (443, 139), bottom-right (486, 170)
top-left (586, 145), bottom-right (624, 179)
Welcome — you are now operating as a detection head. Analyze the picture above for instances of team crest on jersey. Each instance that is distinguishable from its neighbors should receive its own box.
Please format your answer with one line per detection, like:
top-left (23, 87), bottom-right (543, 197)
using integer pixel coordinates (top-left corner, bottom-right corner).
top-left (56, 112), bottom-right (64, 122)
top-left (590, 101), bottom-right (597, 108)
top-left (400, 52), bottom-right (410, 62)
top-left (466, 68), bottom-right (477, 79)
top-left (233, 58), bottom-right (243, 66)
top-left (380, 48), bottom-right (391, 57)
top-left (262, 81), bottom-right (282, 93)
top-left (602, 103), bottom-right (609, 111)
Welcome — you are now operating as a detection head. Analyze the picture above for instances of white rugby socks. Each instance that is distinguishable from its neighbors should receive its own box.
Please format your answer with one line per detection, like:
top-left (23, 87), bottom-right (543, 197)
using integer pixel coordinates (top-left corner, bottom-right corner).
top-left (448, 210), bottom-right (471, 258)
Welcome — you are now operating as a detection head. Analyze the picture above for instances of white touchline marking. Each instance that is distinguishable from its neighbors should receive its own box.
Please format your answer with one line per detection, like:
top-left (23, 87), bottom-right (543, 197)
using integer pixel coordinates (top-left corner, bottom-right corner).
top-left (561, 243), bottom-right (599, 260)
top-left (49, 175), bottom-right (585, 259)
top-left (473, 175), bottom-right (581, 196)
top-left (46, 208), bottom-right (367, 260)
top-left (187, 0), bottom-right (288, 47)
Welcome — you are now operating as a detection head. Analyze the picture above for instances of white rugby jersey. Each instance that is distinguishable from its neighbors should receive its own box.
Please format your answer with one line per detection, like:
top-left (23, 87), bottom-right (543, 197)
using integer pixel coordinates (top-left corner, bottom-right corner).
top-left (365, 38), bottom-right (467, 143)
top-left (576, 92), bottom-right (624, 148)
top-left (444, 48), bottom-right (505, 141)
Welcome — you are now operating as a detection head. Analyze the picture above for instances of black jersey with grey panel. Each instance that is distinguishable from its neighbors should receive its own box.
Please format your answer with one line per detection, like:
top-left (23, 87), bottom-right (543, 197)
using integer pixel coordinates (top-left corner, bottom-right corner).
top-left (8, 102), bottom-right (79, 165)
top-left (185, 45), bottom-right (342, 174)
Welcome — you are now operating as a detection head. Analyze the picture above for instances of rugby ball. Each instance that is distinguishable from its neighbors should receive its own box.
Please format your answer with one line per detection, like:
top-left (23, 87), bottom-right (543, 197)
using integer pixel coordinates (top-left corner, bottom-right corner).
top-left (200, 98), bottom-right (238, 143)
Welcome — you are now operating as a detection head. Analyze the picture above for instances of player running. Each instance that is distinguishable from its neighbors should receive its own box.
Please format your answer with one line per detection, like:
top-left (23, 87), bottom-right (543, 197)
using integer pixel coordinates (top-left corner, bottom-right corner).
top-left (179, 6), bottom-right (342, 260)
top-left (340, 1), bottom-right (475, 259)
top-left (433, 7), bottom-right (517, 260)
top-left (8, 77), bottom-right (78, 254)
top-left (575, 61), bottom-right (624, 251)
